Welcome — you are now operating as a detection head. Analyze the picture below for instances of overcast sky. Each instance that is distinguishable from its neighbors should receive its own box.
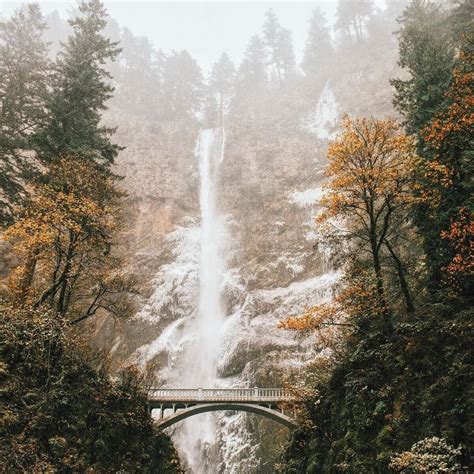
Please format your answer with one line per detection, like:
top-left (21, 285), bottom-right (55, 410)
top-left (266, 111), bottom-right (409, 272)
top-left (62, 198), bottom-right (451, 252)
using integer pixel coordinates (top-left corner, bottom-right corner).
top-left (1, 1), bottom-right (387, 71)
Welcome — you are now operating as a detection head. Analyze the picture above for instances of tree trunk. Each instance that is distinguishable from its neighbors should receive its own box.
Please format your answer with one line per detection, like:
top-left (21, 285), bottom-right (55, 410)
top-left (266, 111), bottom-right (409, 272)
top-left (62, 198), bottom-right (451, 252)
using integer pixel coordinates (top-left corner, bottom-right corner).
top-left (384, 240), bottom-right (415, 313)
top-left (18, 248), bottom-right (39, 301)
top-left (369, 227), bottom-right (392, 330)
top-left (57, 231), bottom-right (76, 314)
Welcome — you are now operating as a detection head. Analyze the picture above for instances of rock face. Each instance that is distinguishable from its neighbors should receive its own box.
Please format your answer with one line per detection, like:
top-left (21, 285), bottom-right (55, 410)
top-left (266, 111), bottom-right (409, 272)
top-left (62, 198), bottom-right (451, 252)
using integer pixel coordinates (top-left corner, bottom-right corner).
top-left (102, 85), bottom-right (342, 472)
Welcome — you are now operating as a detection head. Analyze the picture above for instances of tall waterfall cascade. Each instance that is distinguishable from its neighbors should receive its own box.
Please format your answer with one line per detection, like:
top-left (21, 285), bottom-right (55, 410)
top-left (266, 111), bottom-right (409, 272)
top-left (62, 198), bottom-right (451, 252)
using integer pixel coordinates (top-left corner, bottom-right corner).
top-left (175, 128), bottom-right (228, 471)
top-left (132, 116), bottom-right (340, 471)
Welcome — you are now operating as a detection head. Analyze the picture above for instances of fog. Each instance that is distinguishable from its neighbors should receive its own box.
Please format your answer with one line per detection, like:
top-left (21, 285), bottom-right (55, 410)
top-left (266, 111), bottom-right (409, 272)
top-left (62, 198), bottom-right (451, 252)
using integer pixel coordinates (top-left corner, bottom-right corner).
top-left (4, 0), bottom-right (468, 473)
top-left (2, 0), bottom-right (389, 70)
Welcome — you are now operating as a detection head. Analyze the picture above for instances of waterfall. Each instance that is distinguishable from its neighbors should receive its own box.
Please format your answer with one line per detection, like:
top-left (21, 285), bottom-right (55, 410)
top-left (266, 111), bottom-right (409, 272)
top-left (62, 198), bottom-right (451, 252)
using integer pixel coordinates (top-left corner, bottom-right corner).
top-left (303, 81), bottom-right (339, 140)
top-left (174, 128), bottom-right (227, 472)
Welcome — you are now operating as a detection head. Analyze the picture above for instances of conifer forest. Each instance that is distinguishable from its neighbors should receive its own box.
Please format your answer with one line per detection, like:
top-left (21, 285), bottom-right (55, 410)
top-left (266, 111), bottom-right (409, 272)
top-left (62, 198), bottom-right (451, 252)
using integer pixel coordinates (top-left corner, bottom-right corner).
top-left (0, 0), bottom-right (472, 472)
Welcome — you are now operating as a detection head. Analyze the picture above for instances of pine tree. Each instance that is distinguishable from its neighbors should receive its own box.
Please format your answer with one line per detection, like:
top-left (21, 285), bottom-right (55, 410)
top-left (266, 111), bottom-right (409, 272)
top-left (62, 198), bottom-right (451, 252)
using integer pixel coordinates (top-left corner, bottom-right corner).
top-left (161, 50), bottom-right (203, 121)
top-left (302, 7), bottom-right (333, 79)
top-left (233, 35), bottom-right (268, 122)
top-left (421, 10), bottom-right (473, 294)
top-left (262, 9), bottom-right (295, 86)
top-left (336, 0), bottom-right (374, 41)
top-left (34, 0), bottom-right (122, 170)
top-left (391, 0), bottom-right (454, 135)
top-left (391, 0), bottom-right (457, 288)
top-left (240, 35), bottom-right (267, 89)
top-left (0, 4), bottom-right (49, 225)
top-left (209, 53), bottom-right (235, 126)
top-left (115, 27), bottom-right (163, 119)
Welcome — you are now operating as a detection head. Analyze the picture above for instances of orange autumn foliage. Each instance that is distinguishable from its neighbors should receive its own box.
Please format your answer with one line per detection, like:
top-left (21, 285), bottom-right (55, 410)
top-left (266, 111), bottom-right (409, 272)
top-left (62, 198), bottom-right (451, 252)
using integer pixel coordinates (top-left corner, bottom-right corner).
top-left (316, 116), bottom-right (442, 229)
top-left (5, 156), bottom-right (121, 309)
top-left (423, 50), bottom-right (474, 154)
top-left (441, 208), bottom-right (474, 278)
top-left (422, 47), bottom-right (473, 289)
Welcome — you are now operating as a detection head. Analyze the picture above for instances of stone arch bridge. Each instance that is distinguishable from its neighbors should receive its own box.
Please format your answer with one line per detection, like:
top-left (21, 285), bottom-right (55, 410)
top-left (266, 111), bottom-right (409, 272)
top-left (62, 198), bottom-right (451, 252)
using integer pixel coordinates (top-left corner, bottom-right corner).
top-left (148, 388), bottom-right (297, 429)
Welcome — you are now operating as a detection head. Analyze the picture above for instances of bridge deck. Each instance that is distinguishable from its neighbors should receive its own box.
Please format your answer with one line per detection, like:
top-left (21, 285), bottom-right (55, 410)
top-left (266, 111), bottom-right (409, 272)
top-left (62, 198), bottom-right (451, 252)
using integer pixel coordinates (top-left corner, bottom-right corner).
top-left (148, 388), bottom-right (293, 403)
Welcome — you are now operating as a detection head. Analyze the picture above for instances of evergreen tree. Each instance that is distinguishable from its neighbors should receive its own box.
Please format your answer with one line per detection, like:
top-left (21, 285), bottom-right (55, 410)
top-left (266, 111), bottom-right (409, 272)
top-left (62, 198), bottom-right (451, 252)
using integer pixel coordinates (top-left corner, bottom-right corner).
top-left (262, 9), bottom-right (295, 86)
top-left (161, 50), bottom-right (203, 121)
top-left (115, 27), bottom-right (163, 119)
top-left (302, 7), bottom-right (333, 78)
top-left (240, 35), bottom-right (267, 89)
top-left (34, 0), bottom-right (122, 170)
top-left (209, 53), bottom-right (235, 126)
top-left (0, 4), bottom-right (49, 225)
top-left (391, 0), bottom-right (457, 288)
top-left (392, 0), bottom-right (454, 135)
top-left (336, 0), bottom-right (374, 41)
top-left (420, 4), bottom-right (473, 294)
top-left (233, 35), bottom-right (268, 122)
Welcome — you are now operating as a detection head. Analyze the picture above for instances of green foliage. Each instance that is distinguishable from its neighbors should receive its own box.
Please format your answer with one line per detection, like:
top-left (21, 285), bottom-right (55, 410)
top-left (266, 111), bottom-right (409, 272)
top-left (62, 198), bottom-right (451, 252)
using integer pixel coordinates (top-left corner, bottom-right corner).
top-left (0, 4), bottom-right (49, 225)
top-left (280, 5), bottom-right (473, 471)
top-left (0, 305), bottom-right (182, 472)
top-left (34, 0), bottom-right (122, 169)
top-left (280, 302), bottom-right (473, 472)
top-left (392, 0), bottom-right (454, 135)
top-left (392, 0), bottom-right (472, 291)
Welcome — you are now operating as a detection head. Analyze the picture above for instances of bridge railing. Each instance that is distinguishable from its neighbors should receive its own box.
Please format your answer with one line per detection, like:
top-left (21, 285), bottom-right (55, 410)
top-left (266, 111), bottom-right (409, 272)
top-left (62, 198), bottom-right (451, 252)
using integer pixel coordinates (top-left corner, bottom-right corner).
top-left (148, 388), bottom-right (293, 402)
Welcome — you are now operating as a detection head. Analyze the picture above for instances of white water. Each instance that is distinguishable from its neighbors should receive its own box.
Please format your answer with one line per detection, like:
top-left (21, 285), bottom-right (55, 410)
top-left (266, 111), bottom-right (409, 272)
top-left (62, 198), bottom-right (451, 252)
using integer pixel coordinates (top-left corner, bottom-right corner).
top-left (303, 81), bottom-right (339, 140)
top-left (131, 124), bottom-right (340, 471)
top-left (174, 128), bottom-right (228, 472)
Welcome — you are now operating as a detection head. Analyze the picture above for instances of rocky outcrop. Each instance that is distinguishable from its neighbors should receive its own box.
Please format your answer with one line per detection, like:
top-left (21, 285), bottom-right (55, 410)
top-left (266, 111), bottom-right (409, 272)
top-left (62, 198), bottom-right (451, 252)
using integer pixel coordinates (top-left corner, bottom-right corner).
top-left (101, 86), bottom-right (341, 472)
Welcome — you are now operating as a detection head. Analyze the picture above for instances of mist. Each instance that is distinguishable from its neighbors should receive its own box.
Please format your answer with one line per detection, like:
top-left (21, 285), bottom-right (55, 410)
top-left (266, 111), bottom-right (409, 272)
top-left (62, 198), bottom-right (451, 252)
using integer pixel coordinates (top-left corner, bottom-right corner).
top-left (1, 0), bottom-right (472, 472)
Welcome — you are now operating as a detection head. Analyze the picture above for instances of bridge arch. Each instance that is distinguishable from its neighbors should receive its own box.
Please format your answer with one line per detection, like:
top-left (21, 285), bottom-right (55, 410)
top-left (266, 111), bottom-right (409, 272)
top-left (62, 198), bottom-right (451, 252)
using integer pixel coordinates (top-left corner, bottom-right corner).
top-left (155, 403), bottom-right (297, 430)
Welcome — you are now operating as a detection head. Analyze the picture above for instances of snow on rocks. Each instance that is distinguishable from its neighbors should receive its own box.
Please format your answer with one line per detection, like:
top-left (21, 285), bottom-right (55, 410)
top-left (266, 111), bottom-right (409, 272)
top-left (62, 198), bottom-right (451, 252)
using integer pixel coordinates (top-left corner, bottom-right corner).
top-left (135, 221), bottom-right (200, 323)
top-left (302, 82), bottom-right (339, 140)
top-left (288, 187), bottom-right (324, 208)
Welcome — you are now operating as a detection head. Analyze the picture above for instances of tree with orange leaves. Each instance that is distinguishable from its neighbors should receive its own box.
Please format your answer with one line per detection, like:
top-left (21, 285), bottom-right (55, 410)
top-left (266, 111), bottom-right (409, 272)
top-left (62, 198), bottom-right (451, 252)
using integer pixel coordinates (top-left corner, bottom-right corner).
top-left (316, 116), bottom-right (435, 317)
top-left (4, 156), bottom-right (137, 322)
top-left (422, 42), bottom-right (473, 294)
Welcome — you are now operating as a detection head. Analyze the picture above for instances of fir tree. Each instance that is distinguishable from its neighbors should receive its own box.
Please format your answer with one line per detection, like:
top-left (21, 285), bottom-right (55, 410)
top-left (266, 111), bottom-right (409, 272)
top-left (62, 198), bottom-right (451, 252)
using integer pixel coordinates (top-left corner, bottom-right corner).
top-left (302, 8), bottom-right (333, 80)
top-left (233, 35), bottom-right (268, 122)
top-left (209, 53), bottom-right (235, 126)
top-left (391, 0), bottom-right (457, 288)
top-left (391, 0), bottom-right (454, 135)
top-left (263, 9), bottom-right (295, 86)
top-left (34, 0), bottom-right (122, 170)
top-left (161, 50), bottom-right (203, 121)
top-left (0, 4), bottom-right (49, 225)
top-left (336, 0), bottom-right (374, 41)
top-left (115, 27), bottom-right (163, 120)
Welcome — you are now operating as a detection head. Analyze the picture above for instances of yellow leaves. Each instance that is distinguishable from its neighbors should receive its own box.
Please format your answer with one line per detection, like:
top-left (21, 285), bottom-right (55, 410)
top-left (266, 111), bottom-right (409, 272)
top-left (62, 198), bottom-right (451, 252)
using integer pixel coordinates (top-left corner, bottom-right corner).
top-left (316, 116), bottom-right (438, 230)
top-left (4, 155), bottom-right (122, 308)
top-left (279, 274), bottom-right (383, 339)
top-left (278, 303), bottom-right (339, 332)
